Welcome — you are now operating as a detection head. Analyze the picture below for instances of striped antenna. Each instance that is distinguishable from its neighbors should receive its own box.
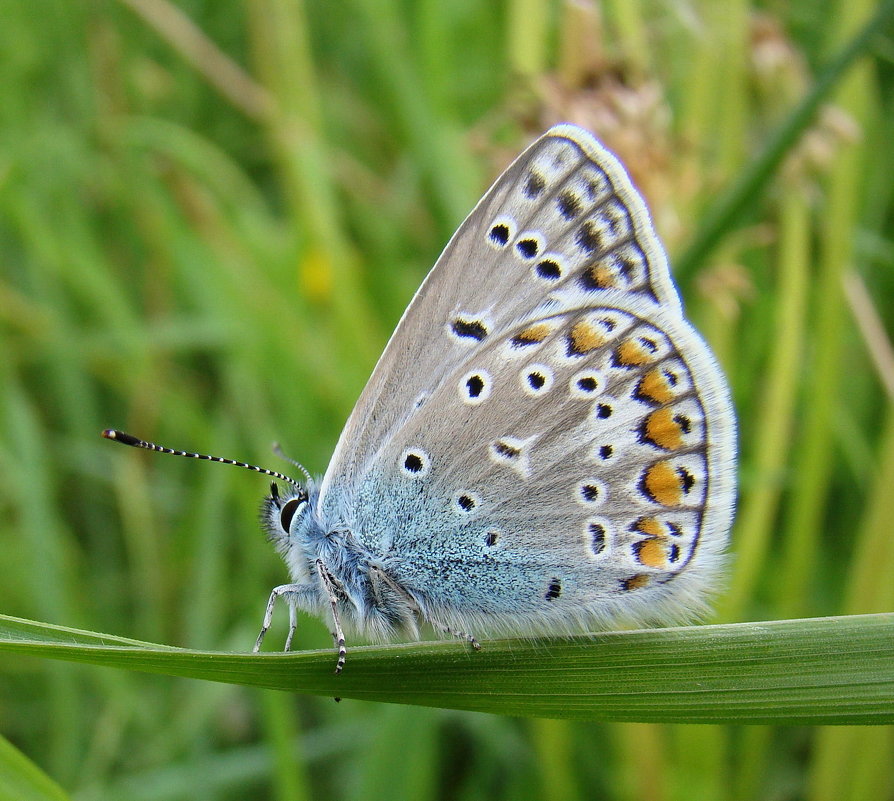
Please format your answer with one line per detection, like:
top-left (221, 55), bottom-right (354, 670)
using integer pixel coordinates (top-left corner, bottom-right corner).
top-left (101, 430), bottom-right (304, 491)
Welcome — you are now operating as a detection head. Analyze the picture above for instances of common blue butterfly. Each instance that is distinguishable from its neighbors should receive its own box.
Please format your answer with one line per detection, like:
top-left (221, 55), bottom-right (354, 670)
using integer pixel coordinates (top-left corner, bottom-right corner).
top-left (105, 124), bottom-right (736, 672)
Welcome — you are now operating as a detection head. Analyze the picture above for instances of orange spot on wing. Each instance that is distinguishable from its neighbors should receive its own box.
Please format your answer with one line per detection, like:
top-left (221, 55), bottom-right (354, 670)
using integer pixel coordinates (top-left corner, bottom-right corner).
top-left (568, 321), bottom-right (605, 355)
top-left (635, 538), bottom-right (668, 568)
top-left (585, 264), bottom-right (616, 289)
top-left (615, 338), bottom-right (655, 367)
top-left (634, 516), bottom-right (665, 537)
top-left (642, 461), bottom-right (683, 506)
top-left (621, 574), bottom-right (650, 591)
top-left (643, 408), bottom-right (685, 450)
top-left (514, 323), bottom-right (552, 344)
top-left (637, 368), bottom-right (674, 404)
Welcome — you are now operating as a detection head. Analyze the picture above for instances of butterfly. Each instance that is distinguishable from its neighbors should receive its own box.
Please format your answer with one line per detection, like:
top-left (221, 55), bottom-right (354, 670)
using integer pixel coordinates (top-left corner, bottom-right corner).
top-left (105, 124), bottom-right (736, 673)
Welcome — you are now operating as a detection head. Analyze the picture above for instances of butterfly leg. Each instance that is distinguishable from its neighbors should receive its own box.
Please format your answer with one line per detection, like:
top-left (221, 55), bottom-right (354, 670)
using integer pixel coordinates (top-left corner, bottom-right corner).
top-left (433, 622), bottom-right (481, 651)
top-left (284, 599), bottom-right (298, 651)
top-left (315, 559), bottom-right (348, 674)
top-left (254, 583), bottom-right (311, 653)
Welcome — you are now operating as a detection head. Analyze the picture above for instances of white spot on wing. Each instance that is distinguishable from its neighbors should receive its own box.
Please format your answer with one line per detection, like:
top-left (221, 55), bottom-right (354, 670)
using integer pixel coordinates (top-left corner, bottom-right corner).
top-left (488, 434), bottom-right (539, 478)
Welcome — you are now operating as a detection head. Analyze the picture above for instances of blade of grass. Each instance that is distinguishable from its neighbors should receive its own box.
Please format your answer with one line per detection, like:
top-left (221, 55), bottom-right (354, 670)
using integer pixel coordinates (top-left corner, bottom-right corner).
top-left (601, 0), bottom-right (650, 78)
top-left (614, 723), bottom-right (668, 801)
top-left (0, 734), bottom-right (71, 801)
top-left (711, 0), bottom-right (750, 176)
top-left (508, 0), bottom-right (550, 79)
top-left (530, 718), bottom-right (582, 801)
top-left (259, 690), bottom-right (311, 801)
top-left (808, 411), bottom-right (894, 801)
top-left (1, 374), bottom-right (82, 783)
top-left (246, 0), bottom-right (380, 377)
top-left (675, 0), bottom-right (894, 278)
top-left (353, 705), bottom-right (440, 801)
top-left (115, 0), bottom-right (273, 120)
top-left (345, 0), bottom-right (479, 227)
top-left (0, 613), bottom-right (891, 725)
top-left (71, 719), bottom-right (355, 801)
top-left (720, 178), bottom-right (810, 622)
top-left (791, 1), bottom-right (892, 796)
top-left (670, 0), bottom-right (752, 793)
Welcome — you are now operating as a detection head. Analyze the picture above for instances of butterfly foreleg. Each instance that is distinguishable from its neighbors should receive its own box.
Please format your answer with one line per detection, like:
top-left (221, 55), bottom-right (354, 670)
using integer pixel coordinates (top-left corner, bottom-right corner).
top-left (315, 559), bottom-right (348, 674)
top-left (254, 583), bottom-right (317, 653)
top-left (284, 599), bottom-right (298, 651)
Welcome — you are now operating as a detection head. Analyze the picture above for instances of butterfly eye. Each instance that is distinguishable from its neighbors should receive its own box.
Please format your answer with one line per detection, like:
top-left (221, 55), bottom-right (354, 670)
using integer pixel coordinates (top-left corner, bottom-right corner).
top-left (279, 498), bottom-right (304, 532)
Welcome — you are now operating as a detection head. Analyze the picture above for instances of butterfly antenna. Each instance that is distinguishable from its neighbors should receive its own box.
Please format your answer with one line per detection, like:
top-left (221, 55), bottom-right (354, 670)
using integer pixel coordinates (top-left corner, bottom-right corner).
top-left (271, 442), bottom-right (312, 483)
top-left (101, 430), bottom-right (305, 491)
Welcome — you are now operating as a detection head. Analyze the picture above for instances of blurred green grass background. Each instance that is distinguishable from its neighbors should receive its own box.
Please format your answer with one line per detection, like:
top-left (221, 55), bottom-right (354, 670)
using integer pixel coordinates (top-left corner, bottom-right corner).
top-left (2, 0), bottom-right (893, 799)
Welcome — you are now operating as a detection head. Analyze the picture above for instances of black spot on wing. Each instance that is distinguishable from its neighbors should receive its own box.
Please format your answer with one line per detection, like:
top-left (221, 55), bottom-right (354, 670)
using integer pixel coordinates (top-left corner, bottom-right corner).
top-left (466, 375), bottom-right (485, 398)
top-left (490, 224), bottom-right (510, 245)
top-left (557, 191), bottom-right (582, 220)
top-left (576, 220), bottom-right (601, 253)
top-left (589, 522), bottom-right (606, 554)
top-left (524, 171), bottom-right (546, 199)
top-left (404, 453), bottom-right (423, 472)
top-left (516, 238), bottom-right (539, 259)
top-left (535, 260), bottom-right (561, 280)
top-left (451, 318), bottom-right (488, 341)
top-left (493, 440), bottom-right (520, 458)
top-left (577, 376), bottom-right (598, 392)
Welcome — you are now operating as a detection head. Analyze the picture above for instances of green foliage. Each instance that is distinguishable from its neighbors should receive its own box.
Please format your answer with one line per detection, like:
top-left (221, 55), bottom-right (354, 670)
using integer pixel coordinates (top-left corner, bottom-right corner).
top-left (1, 614), bottom-right (892, 725)
top-left (1, 0), bottom-right (893, 799)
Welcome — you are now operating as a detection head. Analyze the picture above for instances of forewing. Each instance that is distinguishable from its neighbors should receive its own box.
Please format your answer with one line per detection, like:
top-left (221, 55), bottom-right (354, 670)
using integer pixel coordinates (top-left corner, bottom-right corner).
top-left (319, 125), bottom-right (684, 504)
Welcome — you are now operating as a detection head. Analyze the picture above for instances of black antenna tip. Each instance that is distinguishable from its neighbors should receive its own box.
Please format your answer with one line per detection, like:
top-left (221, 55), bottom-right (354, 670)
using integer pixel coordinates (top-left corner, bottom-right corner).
top-left (102, 429), bottom-right (141, 447)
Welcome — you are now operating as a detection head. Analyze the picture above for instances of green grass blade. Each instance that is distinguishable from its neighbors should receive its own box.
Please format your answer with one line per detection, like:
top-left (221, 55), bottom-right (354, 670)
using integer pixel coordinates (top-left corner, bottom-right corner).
top-left (1, 614), bottom-right (891, 725)
top-left (674, 0), bottom-right (894, 278)
top-left (0, 734), bottom-right (71, 801)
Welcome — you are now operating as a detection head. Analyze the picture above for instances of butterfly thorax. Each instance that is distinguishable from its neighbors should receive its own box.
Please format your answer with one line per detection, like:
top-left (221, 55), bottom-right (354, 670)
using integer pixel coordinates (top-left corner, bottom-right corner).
top-left (262, 481), bottom-right (420, 640)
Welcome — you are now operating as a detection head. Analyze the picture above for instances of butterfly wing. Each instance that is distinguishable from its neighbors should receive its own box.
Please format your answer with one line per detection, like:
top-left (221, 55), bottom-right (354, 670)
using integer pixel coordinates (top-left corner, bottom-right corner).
top-left (318, 125), bottom-right (735, 634)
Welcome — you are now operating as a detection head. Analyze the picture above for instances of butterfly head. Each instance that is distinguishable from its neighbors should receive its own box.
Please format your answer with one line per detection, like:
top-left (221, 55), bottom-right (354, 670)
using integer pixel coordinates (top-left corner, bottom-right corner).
top-left (261, 480), bottom-right (311, 548)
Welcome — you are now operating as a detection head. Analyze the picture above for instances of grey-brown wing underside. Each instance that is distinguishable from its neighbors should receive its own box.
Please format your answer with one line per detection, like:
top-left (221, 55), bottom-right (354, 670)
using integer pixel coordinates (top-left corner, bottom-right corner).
top-left (319, 125), bottom-right (687, 506)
